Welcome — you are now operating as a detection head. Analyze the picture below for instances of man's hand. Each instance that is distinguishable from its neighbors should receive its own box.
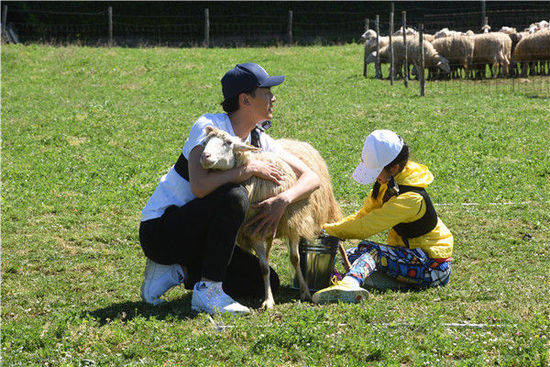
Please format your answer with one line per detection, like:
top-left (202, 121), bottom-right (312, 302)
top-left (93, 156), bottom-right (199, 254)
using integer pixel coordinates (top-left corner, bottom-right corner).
top-left (244, 194), bottom-right (290, 241)
top-left (237, 160), bottom-right (285, 185)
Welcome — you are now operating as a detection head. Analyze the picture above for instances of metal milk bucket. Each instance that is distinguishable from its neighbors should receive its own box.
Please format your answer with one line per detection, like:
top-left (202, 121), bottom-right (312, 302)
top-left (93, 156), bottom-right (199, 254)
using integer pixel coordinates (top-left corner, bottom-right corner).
top-left (292, 235), bottom-right (340, 291)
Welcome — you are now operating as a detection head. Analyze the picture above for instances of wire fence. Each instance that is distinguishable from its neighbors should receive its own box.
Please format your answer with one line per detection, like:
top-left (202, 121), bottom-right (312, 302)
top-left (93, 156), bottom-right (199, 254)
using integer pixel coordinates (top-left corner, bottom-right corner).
top-left (2, 6), bottom-right (370, 46)
top-left (2, 3), bottom-right (549, 47)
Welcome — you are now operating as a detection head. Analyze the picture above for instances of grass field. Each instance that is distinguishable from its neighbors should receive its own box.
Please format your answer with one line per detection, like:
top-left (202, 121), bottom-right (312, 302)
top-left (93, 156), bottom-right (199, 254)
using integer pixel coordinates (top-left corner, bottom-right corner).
top-left (2, 43), bottom-right (549, 366)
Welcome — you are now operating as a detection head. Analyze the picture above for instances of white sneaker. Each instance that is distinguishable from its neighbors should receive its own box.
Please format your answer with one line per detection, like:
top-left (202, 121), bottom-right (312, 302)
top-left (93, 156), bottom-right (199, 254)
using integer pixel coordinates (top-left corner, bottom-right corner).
top-left (191, 281), bottom-right (250, 315)
top-left (141, 258), bottom-right (185, 305)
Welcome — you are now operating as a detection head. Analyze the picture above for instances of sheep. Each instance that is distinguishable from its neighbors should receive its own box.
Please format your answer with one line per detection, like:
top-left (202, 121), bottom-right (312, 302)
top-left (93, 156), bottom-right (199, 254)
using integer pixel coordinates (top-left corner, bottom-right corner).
top-left (512, 29), bottom-right (550, 76)
top-left (526, 21), bottom-right (550, 34)
top-left (365, 36), bottom-right (451, 80)
top-left (434, 28), bottom-right (464, 39)
top-left (507, 31), bottom-right (529, 76)
top-left (500, 26), bottom-right (517, 34)
top-left (434, 28), bottom-right (451, 39)
top-left (361, 29), bottom-right (389, 77)
top-left (526, 24), bottom-right (538, 34)
top-left (362, 28), bottom-right (416, 45)
top-left (423, 33), bottom-right (435, 43)
top-left (472, 32), bottom-right (512, 78)
top-left (431, 35), bottom-right (475, 79)
top-left (200, 126), bottom-right (343, 309)
top-left (393, 26), bottom-right (417, 36)
top-left (362, 29), bottom-right (389, 53)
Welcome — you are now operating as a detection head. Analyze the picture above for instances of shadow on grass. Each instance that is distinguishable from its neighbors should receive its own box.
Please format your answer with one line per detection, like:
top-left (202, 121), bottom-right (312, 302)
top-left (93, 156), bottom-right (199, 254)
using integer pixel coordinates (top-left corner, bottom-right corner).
top-left (85, 293), bottom-right (198, 325)
top-left (85, 285), bottom-right (304, 325)
top-left (84, 280), bottom-right (423, 325)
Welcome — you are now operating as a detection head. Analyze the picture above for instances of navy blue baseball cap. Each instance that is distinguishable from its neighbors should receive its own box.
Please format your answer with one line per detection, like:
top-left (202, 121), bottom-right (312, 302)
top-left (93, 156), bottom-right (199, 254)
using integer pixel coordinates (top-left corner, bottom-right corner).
top-left (221, 63), bottom-right (285, 100)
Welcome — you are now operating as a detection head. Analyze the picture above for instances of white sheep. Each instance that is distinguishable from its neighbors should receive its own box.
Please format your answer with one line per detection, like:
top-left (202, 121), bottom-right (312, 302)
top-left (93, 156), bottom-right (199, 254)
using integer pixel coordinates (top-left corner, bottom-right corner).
top-left (423, 33), bottom-right (436, 43)
top-left (434, 28), bottom-right (452, 39)
top-left (361, 29), bottom-right (390, 77)
top-left (200, 126), bottom-right (343, 308)
top-left (362, 29), bottom-right (389, 53)
top-left (431, 35), bottom-right (475, 79)
top-left (499, 26), bottom-right (517, 34)
top-left (365, 36), bottom-right (451, 79)
top-left (512, 29), bottom-right (550, 76)
top-left (434, 28), bottom-right (464, 39)
top-left (507, 31), bottom-right (528, 76)
top-left (393, 26), bottom-right (417, 36)
top-left (526, 20), bottom-right (550, 34)
top-left (472, 32), bottom-right (512, 78)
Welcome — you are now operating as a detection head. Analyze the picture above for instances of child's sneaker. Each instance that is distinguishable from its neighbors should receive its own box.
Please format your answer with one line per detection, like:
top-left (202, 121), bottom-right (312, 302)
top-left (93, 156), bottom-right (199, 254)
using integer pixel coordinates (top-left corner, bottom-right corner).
top-left (191, 281), bottom-right (250, 315)
top-left (312, 276), bottom-right (369, 304)
top-left (141, 258), bottom-right (185, 305)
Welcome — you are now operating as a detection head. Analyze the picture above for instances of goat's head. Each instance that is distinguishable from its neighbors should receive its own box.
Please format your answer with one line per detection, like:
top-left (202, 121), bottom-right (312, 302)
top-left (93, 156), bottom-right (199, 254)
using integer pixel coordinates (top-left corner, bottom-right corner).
top-left (200, 125), bottom-right (259, 170)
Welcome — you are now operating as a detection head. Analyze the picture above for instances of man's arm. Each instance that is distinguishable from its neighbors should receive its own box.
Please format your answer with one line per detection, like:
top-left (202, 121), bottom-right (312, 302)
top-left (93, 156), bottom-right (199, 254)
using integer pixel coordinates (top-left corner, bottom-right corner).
top-left (188, 145), bottom-right (285, 199)
top-left (245, 150), bottom-right (321, 240)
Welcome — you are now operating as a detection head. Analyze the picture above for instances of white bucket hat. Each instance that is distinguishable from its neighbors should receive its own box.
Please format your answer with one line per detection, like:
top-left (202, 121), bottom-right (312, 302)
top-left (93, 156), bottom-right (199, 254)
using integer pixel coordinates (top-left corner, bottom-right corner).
top-left (352, 130), bottom-right (404, 185)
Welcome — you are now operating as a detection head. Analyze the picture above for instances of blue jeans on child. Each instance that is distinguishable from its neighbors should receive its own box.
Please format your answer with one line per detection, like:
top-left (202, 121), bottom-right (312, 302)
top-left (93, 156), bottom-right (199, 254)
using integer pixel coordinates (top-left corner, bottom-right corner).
top-left (346, 241), bottom-right (452, 289)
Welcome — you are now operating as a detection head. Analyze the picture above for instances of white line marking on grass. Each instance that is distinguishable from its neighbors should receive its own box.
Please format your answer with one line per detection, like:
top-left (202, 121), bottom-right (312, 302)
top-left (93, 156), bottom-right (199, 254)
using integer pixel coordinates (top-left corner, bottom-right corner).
top-left (434, 201), bottom-right (550, 207)
top-left (371, 322), bottom-right (514, 329)
top-left (209, 320), bottom-right (517, 332)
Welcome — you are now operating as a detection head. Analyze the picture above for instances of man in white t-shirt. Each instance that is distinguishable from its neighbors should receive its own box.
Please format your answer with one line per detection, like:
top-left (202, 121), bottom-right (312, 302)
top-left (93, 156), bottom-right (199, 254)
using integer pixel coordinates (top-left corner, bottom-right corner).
top-left (139, 63), bottom-right (321, 315)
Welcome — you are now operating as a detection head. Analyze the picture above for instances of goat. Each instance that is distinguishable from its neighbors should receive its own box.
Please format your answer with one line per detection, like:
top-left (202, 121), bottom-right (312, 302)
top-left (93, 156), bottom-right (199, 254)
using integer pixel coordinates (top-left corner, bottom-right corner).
top-left (200, 126), bottom-right (342, 309)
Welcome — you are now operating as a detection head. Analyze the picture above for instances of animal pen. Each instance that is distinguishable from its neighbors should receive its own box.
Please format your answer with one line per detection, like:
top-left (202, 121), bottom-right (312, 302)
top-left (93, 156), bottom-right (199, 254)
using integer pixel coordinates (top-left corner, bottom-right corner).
top-left (361, 4), bottom-right (550, 96)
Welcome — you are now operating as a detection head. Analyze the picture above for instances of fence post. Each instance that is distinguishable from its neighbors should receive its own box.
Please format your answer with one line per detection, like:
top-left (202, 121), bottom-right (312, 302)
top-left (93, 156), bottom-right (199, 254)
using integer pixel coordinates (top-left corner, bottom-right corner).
top-left (419, 24), bottom-right (425, 96)
top-left (108, 6), bottom-right (113, 47)
top-left (402, 11), bottom-right (408, 87)
top-left (363, 18), bottom-right (370, 77)
top-left (204, 8), bottom-right (210, 47)
top-left (375, 15), bottom-right (381, 79)
top-left (389, 4), bottom-right (394, 85)
top-left (481, 0), bottom-right (486, 30)
top-left (1, 5), bottom-right (7, 42)
top-left (288, 10), bottom-right (293, 44)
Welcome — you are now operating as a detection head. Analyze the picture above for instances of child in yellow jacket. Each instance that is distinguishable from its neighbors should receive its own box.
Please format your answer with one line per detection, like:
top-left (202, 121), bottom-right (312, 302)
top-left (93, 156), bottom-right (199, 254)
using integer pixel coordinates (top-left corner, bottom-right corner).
top-left (312, 130), bottom-right (454, 304)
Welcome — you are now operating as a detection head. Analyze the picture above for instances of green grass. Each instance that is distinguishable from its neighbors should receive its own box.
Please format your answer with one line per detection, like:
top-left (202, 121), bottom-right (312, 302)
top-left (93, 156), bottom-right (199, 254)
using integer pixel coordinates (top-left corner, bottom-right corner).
top-left (2, 43), bottom-right (549, 366)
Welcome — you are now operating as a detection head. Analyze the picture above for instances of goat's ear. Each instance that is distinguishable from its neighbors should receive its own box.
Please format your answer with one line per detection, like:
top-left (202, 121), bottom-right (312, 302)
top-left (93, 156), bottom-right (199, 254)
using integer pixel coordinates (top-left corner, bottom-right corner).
top-left (234, 141), bottom-right (260, 152)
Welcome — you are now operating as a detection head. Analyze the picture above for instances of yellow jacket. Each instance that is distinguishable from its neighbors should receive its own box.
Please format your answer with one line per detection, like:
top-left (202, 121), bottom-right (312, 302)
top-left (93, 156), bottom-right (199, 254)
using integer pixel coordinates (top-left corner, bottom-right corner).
top-left (323, 161), bottom-right (453, 259)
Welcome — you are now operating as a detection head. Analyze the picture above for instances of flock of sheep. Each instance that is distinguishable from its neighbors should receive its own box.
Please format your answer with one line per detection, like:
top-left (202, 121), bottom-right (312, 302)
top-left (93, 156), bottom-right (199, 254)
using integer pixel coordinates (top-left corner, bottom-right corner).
top-left (362, 19), bottom-right (550, 80)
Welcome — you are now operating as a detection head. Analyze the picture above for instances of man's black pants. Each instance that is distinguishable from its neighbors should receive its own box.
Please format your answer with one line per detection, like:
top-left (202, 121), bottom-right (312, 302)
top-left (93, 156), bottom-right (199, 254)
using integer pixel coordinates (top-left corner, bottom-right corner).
top-left (139, 183), bottom-right (279, 298)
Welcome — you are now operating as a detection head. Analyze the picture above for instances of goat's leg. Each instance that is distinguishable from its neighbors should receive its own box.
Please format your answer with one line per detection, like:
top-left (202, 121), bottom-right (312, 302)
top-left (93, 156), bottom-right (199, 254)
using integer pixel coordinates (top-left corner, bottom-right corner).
top-left (253, 242), bottom-right (275, 309)
top-left (289, 236), bottom-right (312, 301)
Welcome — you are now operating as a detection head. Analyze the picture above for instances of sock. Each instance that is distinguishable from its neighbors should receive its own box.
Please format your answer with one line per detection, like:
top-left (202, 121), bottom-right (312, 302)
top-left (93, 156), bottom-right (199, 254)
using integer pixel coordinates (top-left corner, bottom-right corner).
top-left (347, 252), bottom-right (377, 285)
top-left (343, 275), bottom-right (362, 286)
